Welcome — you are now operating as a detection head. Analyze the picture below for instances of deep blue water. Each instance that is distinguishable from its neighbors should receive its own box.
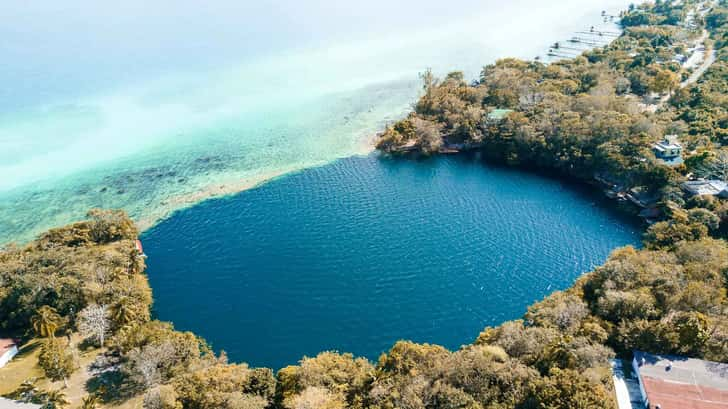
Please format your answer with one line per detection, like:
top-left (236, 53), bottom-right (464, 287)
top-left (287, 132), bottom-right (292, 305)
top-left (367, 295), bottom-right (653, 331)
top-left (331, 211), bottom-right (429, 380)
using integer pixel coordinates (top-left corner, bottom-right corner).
top-left (143, 154), bottom-right (640, 369)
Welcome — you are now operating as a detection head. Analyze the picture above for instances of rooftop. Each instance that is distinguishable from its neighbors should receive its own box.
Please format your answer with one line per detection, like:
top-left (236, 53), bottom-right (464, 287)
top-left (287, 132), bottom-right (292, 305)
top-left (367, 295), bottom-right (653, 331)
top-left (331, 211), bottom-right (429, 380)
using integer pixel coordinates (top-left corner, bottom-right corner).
top-left (654, 135), bottom-right (682, 150)
top-left (0, 339), bottom-right (16, 354)
top-left (0, 398), bottom-right (41, 409)
top-left (683, 180), bottom-right (728, 196)
top-left (487, 109), bottom-right (514, 121)
top-left (634, 351), bottom-right (728, 409)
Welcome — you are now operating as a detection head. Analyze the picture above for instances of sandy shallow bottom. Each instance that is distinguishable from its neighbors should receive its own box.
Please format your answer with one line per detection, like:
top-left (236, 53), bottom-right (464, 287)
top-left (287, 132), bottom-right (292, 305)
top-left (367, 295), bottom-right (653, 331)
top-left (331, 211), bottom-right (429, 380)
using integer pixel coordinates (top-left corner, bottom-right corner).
top-left (0, 0), bottom-right (629, 245)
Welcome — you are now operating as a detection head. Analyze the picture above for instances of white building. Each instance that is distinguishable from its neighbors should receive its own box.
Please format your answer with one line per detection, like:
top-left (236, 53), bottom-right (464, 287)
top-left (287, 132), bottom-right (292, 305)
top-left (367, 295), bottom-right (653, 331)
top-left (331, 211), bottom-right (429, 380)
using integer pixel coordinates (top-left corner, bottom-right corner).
top-left (653, 135), bottom-right (682, 159)
top-left (0, 398), bottom-right (42, 409)
top-left (0, 339), bottom-right (18, 368)
top-left (682, 180), bottom-right (728, 197)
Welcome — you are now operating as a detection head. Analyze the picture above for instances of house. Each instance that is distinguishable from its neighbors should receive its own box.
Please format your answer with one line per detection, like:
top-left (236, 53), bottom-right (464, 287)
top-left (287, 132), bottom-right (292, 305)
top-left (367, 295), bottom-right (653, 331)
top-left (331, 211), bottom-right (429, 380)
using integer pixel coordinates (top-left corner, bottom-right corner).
top-left (682, 179), bottom-right (728, 197)
top-left (653, 135), bottom-right (683, 166)
top-left (0, 398), bottom-right (42, 409)
top-left (486, 109), bottom-right (514, 122)
top-left (0, 339), bottom-right (18, 368)
top-left (628, 351), bottom-right (728, 409)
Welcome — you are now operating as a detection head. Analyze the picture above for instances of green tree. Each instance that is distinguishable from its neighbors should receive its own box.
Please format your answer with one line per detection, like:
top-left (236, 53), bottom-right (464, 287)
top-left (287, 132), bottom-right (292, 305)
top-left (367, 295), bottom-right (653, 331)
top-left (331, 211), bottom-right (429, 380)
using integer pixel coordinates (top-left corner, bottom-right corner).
top-left (688, 208), bottom-right (721, 230)
top-left (81, 394), bottom-right (100, 409)
top-left (42, 389), bottom-right (69, 409)
top-left (87, 208), bottom-right (138, 244)
top-left (649, 67), bottom-right (679, 94)
top-left (526, 368), bottom-right (614, 409)
top-left (38, 339), bottom-right (75, 388)
top-left (32, 306), bottom-right (62, 338)
top-left (110, 296), bottom-right (139, 328)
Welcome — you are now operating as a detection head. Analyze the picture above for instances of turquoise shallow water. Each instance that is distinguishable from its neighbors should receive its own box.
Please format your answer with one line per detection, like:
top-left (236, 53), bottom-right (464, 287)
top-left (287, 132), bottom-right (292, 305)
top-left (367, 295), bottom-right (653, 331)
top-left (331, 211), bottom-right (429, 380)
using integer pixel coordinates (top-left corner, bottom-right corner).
top-left (0, 0), bottom-right (630, 245)
top-left (143, 154), bottom-right (641, 369)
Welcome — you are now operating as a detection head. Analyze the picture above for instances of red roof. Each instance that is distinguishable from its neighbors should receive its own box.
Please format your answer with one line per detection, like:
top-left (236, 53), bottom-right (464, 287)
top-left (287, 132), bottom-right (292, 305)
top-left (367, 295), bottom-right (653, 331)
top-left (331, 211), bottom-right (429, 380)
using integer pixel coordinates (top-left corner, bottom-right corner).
top-left (0, 339), bottom-right (16, 354)
top-left (643, 376), bottom-right (728, 409)
top-left (135, 239), bottom-right (144, 253)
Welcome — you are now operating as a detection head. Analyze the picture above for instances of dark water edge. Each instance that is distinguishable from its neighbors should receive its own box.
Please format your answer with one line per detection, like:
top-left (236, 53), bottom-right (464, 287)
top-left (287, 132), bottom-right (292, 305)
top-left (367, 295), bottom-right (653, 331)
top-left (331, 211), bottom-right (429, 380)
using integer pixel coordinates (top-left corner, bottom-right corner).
top-left (142, 153), bottom-right (641, 369)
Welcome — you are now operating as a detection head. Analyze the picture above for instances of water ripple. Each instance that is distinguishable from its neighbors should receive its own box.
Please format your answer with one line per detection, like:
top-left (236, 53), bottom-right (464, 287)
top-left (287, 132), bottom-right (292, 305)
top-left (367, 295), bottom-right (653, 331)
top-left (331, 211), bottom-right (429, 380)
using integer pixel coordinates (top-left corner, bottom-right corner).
top-left (143, 154), bottom-right (640, 368)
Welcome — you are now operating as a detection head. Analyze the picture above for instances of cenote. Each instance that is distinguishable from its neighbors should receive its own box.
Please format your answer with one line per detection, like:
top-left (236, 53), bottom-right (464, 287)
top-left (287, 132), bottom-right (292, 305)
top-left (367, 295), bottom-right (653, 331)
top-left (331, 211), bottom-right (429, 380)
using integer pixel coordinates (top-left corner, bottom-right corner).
top-left (143, 154), bottom-right (641, 369)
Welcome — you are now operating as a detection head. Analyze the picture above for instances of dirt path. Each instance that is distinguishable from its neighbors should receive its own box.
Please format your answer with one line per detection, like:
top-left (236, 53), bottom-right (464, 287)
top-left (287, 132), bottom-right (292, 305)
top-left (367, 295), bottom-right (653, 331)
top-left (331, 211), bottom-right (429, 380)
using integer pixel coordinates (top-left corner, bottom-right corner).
top-left (682, 38), bottom-right (717, 88)
top-left (651, 29), bottom-right (716, 109)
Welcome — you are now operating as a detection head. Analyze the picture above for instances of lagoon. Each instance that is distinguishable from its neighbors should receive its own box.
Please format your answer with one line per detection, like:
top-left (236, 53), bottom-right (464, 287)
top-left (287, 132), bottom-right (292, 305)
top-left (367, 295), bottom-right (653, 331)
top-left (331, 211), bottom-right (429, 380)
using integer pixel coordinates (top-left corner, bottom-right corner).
top-left (143, 154), bottom-right (640, 369)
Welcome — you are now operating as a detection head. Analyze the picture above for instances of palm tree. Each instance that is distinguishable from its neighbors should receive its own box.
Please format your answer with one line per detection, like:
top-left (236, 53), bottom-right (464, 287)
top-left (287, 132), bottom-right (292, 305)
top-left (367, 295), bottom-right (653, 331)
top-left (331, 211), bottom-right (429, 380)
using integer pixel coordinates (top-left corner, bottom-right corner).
top-left (42, 389), bottom-right (69, 409)
top-left (32, 305), bottom-right (62, 338)
top-left (6, 378), bottom-right (38, 403)
top-left (80, 394), bottom-right (100, 409)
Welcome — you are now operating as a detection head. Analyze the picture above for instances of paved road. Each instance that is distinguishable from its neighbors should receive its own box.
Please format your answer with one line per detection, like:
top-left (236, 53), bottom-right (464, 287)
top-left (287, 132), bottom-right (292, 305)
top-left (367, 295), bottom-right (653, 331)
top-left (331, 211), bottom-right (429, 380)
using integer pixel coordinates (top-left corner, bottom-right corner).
top-left (611, 359), bottom-right (644, 409)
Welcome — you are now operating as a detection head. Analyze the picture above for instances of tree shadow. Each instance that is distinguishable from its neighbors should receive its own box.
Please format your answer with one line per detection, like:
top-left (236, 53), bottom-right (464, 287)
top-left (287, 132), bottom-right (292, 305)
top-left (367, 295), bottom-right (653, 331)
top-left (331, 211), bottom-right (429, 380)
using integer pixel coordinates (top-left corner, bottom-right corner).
top-left (15, 339), bottom-right (42, 358)
top-left (85, 354), bottom-right (143, 405)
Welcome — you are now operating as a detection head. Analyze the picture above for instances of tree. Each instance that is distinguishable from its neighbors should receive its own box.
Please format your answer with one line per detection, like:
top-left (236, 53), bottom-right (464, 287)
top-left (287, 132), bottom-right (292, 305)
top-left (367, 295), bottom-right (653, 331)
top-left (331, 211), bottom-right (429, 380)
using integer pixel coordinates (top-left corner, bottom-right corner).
top-left (143, 385), bottom-right (182, 409)
top-left (41, 389), bottom-right (69, 409)
top-left (81, 394), bottom-right (100, 409)
top-left (78, 304), bottom-right (110, 347)
top-left (173, 364), bottom-right (272, 409)
top-left (5, 378), bottom-right (41, 403)
top-left (526, 368), bottom-right (614, 409)
top-left (287, 387), bottom-right (344, 409)
top-left (32, 306), bottom-right (63, 338)
top-left (644, 220), bottom-right (708, 249)
top-left (110, 296), bottom-right (140, 328)
top-left (38, 339), bottom-right (75, 388)
top-left (649, 67), bottom-right (679, 94)
top-left (413, 117), bottom-right (443, 153)
top-left (87, 208), bottom-right (138, 244)
top-left (128, 341), bottom-right (176, 389)
top-left (697, 150), bottom-right (728, 182)
top-left (688, 208), bottom-right (721, 230)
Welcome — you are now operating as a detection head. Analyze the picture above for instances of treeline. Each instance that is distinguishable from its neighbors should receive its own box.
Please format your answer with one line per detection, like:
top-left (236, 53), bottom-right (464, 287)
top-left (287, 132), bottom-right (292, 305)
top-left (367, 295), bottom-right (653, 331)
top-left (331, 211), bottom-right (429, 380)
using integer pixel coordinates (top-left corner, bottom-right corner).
top-left (3, 211), bottom-right (726, 409)
top-left (1, 210), bottom-right (277, 409)
top-left (378, 0), bottom-right (728, 238)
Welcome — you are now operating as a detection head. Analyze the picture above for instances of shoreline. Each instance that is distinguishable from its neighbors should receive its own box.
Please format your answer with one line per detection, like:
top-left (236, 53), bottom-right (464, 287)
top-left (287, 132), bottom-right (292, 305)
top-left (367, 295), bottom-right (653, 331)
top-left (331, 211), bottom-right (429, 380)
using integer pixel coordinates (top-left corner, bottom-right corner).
top-left (0, 3), bottom-right (624, 245)
top-left (135, 138), bottom-right (378, 235)
top-left (0, 4), bottom-right (625, 246)
top-left (136, 10), bottom-right (625, 235)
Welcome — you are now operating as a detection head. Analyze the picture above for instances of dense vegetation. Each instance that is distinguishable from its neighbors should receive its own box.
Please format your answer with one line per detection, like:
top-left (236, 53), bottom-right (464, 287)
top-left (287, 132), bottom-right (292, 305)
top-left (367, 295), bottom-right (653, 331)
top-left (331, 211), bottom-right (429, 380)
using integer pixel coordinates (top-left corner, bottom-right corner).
top-left (2, 1), bottom-right (728, 408)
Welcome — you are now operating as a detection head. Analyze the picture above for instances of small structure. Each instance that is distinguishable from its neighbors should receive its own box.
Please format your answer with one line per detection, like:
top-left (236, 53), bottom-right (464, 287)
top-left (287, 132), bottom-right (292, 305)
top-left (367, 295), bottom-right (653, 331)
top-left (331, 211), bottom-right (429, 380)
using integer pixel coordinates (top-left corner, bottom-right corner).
top-left (135, 239), bottom-right (147, 258)
top-left (594, 172), bottom-right (627, 201)
top-left (682, 179), bottom-right (728, 197)
top-left (672, 54), bottom-right (687, 64)
top-left (0, 339), bottom-right (18, 368)
top-left (626, 186), bottom-right (660, 209)
top-left (629, 351), bottom-right (728, 409)
top-left (0, 398), bottom-right (42, 409)
top-left (486, 109), bottom-right (514, 122)
top-left (653, 135), bottom-right (683, 166)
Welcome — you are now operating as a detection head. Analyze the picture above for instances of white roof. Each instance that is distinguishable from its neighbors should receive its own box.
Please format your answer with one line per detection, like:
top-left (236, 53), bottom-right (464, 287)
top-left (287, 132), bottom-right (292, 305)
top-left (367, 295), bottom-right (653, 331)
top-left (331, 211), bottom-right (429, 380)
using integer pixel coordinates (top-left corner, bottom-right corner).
top-left (0, 398), bottom-right (41, 409)
top-left (683, 180), bottom-right (728, 195)
top-left (654, 140), bottom-right (681, 150)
